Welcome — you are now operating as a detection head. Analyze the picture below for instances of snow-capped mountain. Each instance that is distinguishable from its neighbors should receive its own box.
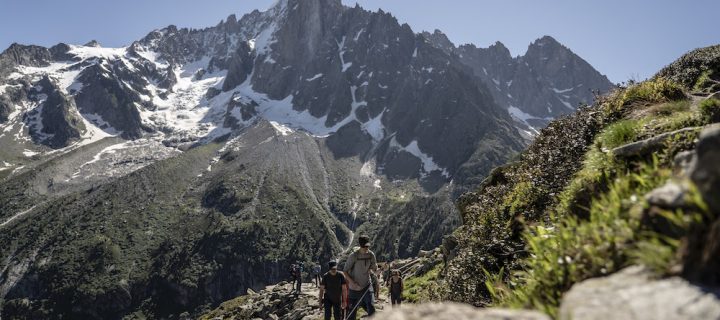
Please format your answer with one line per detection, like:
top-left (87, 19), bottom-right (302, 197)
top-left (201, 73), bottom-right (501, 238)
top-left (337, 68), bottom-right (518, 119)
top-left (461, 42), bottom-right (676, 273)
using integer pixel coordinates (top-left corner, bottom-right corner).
top-left (0, 0), bottom-right (612, 318)
top-left (1, 0), bottom-right (526, 186)
top-left (423, 30), bottom-right (614, 135)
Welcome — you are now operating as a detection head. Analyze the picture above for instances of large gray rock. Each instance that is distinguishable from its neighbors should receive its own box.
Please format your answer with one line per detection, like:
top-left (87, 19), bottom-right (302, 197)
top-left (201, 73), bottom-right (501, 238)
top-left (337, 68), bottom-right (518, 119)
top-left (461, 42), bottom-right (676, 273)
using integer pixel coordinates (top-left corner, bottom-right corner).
top-left (684, 124), bottom-right (720, 285)
top-left (612, 127), bottom-right (700, 158)
top-left (559, 266), bottom-right (720, 320)
top-left (372, 303), bottom-right (550, 320)
top-left (689, 124), bottom-right (720, 213)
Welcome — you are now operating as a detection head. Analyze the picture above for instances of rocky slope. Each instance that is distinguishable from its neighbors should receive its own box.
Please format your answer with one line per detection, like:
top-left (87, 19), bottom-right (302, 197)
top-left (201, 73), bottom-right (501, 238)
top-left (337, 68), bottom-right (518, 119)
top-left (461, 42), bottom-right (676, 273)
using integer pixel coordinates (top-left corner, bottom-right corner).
top-left (423, 43), bottom-right (720, 318)
top-left (423, 30), bottom-right (614, 134)
top-left (0, 1), bottom-right (614, 319)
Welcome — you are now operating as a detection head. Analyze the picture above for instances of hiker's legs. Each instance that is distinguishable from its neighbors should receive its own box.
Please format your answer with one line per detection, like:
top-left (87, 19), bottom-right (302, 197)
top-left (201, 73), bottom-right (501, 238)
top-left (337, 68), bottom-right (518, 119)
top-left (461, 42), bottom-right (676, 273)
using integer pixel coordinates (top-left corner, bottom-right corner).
top-left (391, 293), bottom-right (401, 307)
top-left (323, 299), bottom-right (333, 320)
top-left (331, 301), bottom-right (342, 320)
top-left (296, 278), bottom-right (302, 293)
top-left (346, 289), bottom-right (362, 320)
top-left (361, 290), bottom-right (375, 316)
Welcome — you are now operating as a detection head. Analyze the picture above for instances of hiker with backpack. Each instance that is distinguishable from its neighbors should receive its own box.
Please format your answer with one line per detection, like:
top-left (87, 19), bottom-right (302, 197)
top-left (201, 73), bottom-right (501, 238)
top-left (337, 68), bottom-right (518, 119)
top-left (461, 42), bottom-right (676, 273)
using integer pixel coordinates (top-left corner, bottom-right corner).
top-left (318, 261), bottom-right (348, 320)
top-left (386, 269), bottom-right (404, 307)
top-left (342, 235), bottom-right (377, 319)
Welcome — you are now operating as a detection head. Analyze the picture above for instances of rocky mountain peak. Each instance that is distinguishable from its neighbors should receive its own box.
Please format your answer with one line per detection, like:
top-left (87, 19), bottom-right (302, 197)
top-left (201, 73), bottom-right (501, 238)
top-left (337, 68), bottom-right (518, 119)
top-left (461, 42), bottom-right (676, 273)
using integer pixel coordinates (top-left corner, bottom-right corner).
top-left (488, 41), bottom-right (511, 57)
top-left (83, 40), bottom-right (101, 47)
top-left (422, 29), bottom-right (455, 55)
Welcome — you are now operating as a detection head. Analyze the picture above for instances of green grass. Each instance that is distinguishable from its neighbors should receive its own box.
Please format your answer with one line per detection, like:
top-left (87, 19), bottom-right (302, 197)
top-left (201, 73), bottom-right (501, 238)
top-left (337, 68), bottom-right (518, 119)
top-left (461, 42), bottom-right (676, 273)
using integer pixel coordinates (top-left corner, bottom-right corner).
top-left (488, 160), bottom-right (671, 317)
top-left (403, 264), bottom-right (442, 303)
top-left (649, 100), bottom-right (691, 117)
top-left (597, 120), bottom-right (641, 149)
top-left (699, 98), bottom-right (720, 123)
top-left (601, 78), bottom-right (686, 118)
top-left (693, 70), bottom-right (713, 92)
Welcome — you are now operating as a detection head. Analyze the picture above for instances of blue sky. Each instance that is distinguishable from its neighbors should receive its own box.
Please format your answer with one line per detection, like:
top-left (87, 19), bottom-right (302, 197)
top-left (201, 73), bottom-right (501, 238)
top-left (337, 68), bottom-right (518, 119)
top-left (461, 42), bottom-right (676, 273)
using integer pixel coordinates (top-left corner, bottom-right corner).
top-left (1, 0), bottom-right (718, 83)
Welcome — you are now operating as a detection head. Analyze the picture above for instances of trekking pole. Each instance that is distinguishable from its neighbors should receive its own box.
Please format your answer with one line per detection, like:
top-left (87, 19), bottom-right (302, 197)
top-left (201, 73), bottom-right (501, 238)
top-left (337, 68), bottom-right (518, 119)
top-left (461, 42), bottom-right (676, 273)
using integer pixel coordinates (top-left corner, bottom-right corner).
top-left (343, 287), bottom-right (370, 320)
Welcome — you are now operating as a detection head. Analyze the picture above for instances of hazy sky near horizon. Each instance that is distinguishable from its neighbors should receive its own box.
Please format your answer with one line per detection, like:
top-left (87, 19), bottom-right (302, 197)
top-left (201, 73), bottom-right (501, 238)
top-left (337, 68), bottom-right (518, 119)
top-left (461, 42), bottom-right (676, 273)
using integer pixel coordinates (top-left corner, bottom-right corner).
top-left (1, 0), bottom-right (718, 83)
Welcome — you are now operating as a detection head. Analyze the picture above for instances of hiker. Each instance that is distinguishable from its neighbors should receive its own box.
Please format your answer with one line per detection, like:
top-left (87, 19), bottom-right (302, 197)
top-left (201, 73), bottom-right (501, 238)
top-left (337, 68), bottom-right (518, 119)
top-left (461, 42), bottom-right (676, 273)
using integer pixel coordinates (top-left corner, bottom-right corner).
top-left (313, 263), bottom-right (322, 287)
top-left (294, 262), bottom-right (304, 296)
top-left (343, 235), bottom-right (377, 319)
top-left (319, 261), bottom-right (347, 320)
top-left (386, 269), bottom-right (404, 307)
top-left (289, 263), bottom-right (298, 290)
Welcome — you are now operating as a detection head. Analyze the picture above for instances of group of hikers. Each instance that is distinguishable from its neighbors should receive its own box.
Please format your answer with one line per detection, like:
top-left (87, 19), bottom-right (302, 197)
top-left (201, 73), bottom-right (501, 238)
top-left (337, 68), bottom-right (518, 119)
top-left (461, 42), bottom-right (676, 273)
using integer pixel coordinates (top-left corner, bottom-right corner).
top-left (288, 235), bottom-right (405, 320)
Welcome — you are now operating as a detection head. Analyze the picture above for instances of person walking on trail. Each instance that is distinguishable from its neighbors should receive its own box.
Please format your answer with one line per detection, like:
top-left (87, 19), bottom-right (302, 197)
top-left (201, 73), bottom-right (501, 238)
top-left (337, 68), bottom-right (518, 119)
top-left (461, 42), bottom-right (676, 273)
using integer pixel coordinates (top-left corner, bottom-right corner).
top-left (290, 263), bottom-right (298, 291)
top-left (313, 263), bottom-right (322, 288)
top-left (294, 262), bottom-right (304, 296)
top-left (319, 261), bottom-right (348, 320)
top-left (343, 235), bottom-right (377, 319)
top-left (386, 269), bottom-right (404, 307)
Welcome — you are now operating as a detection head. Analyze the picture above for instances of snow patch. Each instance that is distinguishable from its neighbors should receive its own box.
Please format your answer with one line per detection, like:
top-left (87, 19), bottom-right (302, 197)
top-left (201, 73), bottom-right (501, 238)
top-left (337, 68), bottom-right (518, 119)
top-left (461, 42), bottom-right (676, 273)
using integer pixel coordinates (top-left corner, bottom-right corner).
top-left (22, 150), bottom-right (39, 157)
top-left (269, 121), bottom-right (293, 136)
top-left (306, 73), bottom-right (324, 82)
top-left (354, 29), bottom-right (365, 41)
top-left (68, 45), bottom-right (127, 60)
top-left (552, 87), bottom-right (574, 94)
top-left (336, 36), bottom-right (353, 72)
top-left (391, 138), bottom-right (449, 178)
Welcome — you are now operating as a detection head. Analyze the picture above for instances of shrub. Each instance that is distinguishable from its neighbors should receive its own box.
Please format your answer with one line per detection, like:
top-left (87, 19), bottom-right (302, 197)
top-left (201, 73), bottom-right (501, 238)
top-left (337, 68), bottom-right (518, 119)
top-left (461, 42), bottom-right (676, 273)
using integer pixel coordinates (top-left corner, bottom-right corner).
top-left (621, 78), bottom-right (686, 106)
top-left (699, 98), bottom-right (720, 123)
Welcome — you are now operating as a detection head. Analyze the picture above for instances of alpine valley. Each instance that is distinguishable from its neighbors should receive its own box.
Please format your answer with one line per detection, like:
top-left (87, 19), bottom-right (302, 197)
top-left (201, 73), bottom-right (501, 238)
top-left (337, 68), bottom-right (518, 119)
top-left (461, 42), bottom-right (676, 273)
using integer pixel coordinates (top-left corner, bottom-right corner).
top-left (0, 0), bottom-right (612, 318)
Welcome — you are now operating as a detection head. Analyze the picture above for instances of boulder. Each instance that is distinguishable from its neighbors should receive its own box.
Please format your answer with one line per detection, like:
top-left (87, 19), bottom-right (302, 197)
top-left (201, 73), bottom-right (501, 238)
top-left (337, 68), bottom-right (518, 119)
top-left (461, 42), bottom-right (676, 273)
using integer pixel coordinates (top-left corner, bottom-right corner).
top-left (612, 127), bottom-right (700, 158)
top-left (683, 124), bottom-right (720, 285)
top-left (689, 124), bottom-right (720, 214)
top-left (644, 181), bottom-right (688, 208)
top-left (559, 266), bottom-right (720, 320)
top-left (371, 303), bottom-right (550, 320)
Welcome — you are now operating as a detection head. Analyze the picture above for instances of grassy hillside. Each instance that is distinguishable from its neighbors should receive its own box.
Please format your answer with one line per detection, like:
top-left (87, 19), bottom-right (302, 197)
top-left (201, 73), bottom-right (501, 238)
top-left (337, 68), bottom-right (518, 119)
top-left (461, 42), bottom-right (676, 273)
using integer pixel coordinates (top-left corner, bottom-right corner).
top-left (432, 44), bottom-right (720, 318)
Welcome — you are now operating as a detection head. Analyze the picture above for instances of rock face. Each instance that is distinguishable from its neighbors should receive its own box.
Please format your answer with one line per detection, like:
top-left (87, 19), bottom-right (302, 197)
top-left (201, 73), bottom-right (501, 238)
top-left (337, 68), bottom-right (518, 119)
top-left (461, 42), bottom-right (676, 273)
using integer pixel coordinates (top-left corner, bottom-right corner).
top-left (559, 266), bottom-right (720, 320)
top-left (689, 124), bottom-right (720, 213)
top-left (423, 31), bottom-right (614, 131)
top-left (29, 77), bottom-right (86, 148)
top-left (372, 303), bottom-right (551, 320)
top-left (683, 124), bottom-right (720, 285)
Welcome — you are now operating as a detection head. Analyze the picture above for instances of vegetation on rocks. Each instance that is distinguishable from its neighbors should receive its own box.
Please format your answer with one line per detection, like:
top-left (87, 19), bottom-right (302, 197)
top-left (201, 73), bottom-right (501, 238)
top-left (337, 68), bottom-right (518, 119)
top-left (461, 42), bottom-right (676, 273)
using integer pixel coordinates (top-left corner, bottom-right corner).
top-left (432, 44), bottom-right (720, 319)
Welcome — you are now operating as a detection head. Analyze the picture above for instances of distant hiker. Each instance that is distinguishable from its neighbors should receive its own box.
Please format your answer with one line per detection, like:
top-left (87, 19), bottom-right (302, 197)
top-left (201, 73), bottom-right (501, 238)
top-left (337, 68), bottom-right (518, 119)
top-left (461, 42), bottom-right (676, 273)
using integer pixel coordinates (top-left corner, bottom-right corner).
top-left (386, 269), bottom-right (404, 307)
top-left (343, 235), bottom-right (378, 319)
top-left (319, 261), bottom-right (347, 320)
top-left (289, 263), bottom-right (298, 288)
top-left (313, 263), bottom-right (322, 287)
top-left (294, 262), bottom-right (304, 296)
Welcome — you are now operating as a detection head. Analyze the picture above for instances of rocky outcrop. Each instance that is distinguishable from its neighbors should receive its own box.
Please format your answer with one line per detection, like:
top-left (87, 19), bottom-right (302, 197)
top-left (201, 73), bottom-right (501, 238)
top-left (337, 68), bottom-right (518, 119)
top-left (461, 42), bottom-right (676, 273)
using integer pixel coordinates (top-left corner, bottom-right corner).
top-left (423, 32), bottom-right (614, 123)
top-left (559, 266), bottom-right (720, 320)
top-left (655, 45), bottom-right (720, 91)
top-left (200, 282), bottom-right (324, 320)
top-left (74, 63), bottom-right (148, 139)
top-left (689, 124), bottom-right (720, 213)
top-left (373, 303), bottom-right (550, 320)
top-left (221, 42), bottom-right (254, 91)
top-left (23, 76), bottom-right (86, 148)
top-left (682, 124), bottom-right (720, 285)
top-left (612, 126), bottom-right (700, 158)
